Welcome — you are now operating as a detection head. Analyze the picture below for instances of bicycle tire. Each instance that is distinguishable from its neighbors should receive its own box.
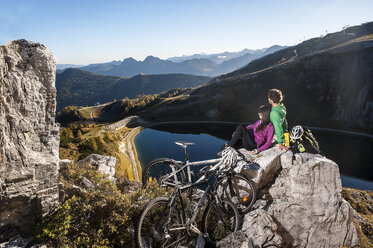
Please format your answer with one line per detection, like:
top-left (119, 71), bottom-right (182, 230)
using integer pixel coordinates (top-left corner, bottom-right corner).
top-left (135, 197), bottom-right (183, 248)
top-left (142, 158), bottom-right (186, 188)
top-left (215, 173), bottom-right (257, 214)
top-left (201, 198), bottom-right (239, 243)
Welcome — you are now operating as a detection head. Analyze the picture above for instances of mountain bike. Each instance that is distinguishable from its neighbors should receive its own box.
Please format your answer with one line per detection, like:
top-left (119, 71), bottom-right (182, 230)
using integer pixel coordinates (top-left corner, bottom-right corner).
top-left (142, 141), bottom-right (257, 214)
top-left (135, 165), bottom-right (240, 248)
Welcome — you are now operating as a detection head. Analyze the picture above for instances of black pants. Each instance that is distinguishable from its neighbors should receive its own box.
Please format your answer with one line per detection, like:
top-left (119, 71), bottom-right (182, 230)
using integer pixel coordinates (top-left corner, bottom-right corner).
top-left (228, 124), bottom-right (257, 150)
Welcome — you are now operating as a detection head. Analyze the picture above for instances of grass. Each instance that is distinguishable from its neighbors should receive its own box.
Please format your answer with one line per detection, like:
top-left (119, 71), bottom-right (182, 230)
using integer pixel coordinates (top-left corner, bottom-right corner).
top-left (128, 127), bottom-right (143, 182)
top-left (342, 188), bottom-right (373, 247)
top-left (349, 33), bottom-right (373, 43)
top-left (114, 127), bottom-right (143, 182)
top-left (59, 123), bottom-right (142, 182)
top-left (78, 107), bottom-right (95, 119)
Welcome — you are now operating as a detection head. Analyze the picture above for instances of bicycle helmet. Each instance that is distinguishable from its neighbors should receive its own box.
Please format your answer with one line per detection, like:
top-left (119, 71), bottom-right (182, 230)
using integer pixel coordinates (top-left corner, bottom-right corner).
top-left (290, 125), bottom-right (304, 140)
top-left (220, 146), bottom-right (238, 169)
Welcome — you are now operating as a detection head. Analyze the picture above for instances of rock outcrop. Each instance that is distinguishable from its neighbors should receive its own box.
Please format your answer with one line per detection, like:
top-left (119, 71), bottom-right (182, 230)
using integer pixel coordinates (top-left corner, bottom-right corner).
top-left (217, 209), bottom-right (282, 248)
top-left (218, 148), bottom-right (359, 248)
top-left (76, 154), bottom-right (116, 183)
top-left (236, 147), bottom-right (285, 189)
top-left (0, 40), bottom-right (59, 241)
top-left (267, 152), bottom-right (358, 247)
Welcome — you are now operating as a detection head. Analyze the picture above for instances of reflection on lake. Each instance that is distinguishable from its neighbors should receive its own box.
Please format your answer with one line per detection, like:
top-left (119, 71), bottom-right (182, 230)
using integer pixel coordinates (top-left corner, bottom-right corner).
top-left (134, 122), bottom-right (373, 191)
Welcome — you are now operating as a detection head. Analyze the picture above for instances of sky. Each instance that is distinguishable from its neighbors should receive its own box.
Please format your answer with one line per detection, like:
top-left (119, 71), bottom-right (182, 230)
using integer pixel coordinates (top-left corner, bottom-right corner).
top-left (1, 0), bottom-right (372, 65)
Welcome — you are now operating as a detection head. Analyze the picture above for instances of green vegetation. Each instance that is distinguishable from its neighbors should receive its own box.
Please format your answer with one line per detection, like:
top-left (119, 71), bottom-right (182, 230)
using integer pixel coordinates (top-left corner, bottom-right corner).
top-left (91, 88), bottom-right (192, 123)
top-left (60, 123), bottom-right (117, 158)
top-left (56, 88), bottom-right (192, 126)
top-left (59, 123), bottom-right (111, 158)
top-left (119, 88), bottom-right (189, 114)
top-left (56, 68), bottom-right (211, 111)
top-left (56, 68), bottom-right (121, 111)
top-left (118, 95), bottom-right (159, 115)
top-left (56, 106), bottom-right (88, 126)
top-left (35, 161), bottom-right (168, 247)
top-left (59, 122), bottom-right (141, 181)
top-left (342, 188), bottom-right (373, 247)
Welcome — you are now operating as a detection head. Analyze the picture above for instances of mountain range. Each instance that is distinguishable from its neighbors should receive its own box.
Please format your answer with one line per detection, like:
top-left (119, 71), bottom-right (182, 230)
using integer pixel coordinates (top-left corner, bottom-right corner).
top-left (96, 21), bottom-right (373, 134)
top-left (167, 47), bottom-right (275, 64)
top-left (56, 68), bottom-right (211, 111)
top-left (57, 46), bottom-right (286, 77)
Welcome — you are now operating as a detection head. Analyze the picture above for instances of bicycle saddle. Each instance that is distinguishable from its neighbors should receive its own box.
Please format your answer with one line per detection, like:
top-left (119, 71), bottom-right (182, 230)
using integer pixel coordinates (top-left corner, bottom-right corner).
top-left (175, 141), bottom-right (195, 148)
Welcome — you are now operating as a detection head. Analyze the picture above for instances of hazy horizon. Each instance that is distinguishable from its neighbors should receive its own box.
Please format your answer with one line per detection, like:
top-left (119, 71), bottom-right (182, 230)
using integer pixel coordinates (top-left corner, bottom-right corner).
top-left (55, 45), bottom-right (281, 66)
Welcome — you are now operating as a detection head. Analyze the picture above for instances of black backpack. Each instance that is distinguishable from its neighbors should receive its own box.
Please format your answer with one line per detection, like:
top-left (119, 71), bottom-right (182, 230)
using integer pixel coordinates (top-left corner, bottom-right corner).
top-left (289, 126), bottom-right (322, 155)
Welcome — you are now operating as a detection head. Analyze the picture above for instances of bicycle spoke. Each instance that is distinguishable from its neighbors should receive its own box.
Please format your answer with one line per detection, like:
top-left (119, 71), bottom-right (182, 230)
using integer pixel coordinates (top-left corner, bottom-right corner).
top-left (202, 199), bottom-right (239, 242)
top-left (137, 198), bottom-right (183, 248)
top-left (216, 174), bottom-right (256, 214)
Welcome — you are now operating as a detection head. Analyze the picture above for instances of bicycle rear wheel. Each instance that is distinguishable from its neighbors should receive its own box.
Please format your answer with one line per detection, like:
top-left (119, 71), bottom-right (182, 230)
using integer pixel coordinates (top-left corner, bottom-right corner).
top-left (136, 197), bottom-right (184, 248)
top-left (142, 158), bottom-right (186, 188)
top-left (202, 198), bottom-right (239, 243)
top-left (215, 173), bottom-right (256, 214)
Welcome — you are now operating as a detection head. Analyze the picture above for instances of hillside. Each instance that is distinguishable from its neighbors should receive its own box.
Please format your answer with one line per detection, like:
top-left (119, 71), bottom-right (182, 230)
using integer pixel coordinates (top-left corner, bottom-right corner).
top-left (72, 46), bottom-right (285, 77)
top-left (113, 22), bottom-right (373, 134)
top-left (222, 23), bottom-right (373, 78)
top-left (56, 68), bottom-right (211, 111)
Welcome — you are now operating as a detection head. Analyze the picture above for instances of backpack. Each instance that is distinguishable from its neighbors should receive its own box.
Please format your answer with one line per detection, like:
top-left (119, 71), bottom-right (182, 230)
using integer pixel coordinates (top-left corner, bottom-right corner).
top-left (289, 125), bottom-right (322, 155)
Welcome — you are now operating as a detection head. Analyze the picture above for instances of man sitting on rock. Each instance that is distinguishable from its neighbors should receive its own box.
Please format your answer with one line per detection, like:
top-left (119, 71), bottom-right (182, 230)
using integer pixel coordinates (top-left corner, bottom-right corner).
top-left (268, 89), bottom-right (288, 150)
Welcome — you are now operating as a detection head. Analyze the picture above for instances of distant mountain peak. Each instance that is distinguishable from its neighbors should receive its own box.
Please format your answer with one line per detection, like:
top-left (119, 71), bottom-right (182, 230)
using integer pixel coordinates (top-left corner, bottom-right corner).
top-left (144, 55), bottom-right (161, 63)
top-left (71, 46), bottom-right (286, 77)
top-left (122, 57), bottom-right (137, 62)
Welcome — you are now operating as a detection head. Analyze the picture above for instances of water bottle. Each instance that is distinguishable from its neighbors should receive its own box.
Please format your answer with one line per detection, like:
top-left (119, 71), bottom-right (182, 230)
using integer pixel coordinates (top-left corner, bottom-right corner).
top-left (284, 132), bottom-right (290, 146)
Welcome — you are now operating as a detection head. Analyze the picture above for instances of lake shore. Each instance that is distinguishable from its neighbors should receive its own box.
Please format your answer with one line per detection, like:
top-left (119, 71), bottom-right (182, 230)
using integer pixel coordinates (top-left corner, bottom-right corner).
top-left (121, 126), bottom-right (143, 182)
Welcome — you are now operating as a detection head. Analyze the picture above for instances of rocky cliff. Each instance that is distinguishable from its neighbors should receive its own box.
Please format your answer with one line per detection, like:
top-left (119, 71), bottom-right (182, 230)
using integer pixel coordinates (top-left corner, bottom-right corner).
top-left (0, 40), bottom-right (59, 241)
top-left (217, 148), bottom-right (359, 247)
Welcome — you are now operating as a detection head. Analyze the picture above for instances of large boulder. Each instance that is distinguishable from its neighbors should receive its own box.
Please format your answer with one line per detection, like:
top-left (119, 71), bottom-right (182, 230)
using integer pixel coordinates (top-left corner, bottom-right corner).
top-left (217, 209), bottom-right (282, 248)
top-left (76, 154), bottom-right (116, 182)
top-left (218, 148), bottom-right (359, 247)
top-left (235, 146), bottom-right (285, 189)
top-left (0, 40), bottom-right (59, 241)
top-left (267, 152), bottom-right (358, 247)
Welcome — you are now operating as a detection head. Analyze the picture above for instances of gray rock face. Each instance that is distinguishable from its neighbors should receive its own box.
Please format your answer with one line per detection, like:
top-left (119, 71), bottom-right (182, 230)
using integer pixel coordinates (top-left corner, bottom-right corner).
top-left (267, 152), bottom-right (358, 247)
top-left (0, 40), bottom-right (59, 241)
top-left (76, 154), bottom-right (116, 182)
top-left (219, 148), bottom-right (358, 247)
top-left (217, 209), bottom-right (282, 248)
top-left (236, 146), bottom-right (285, 189)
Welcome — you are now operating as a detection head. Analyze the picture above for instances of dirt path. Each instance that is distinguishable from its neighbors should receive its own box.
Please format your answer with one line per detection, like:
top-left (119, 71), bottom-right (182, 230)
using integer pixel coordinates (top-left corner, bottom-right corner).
top-left (118, 126), bottom-right (143, 182)
top-left (90, 107), bottom-right (97, 119)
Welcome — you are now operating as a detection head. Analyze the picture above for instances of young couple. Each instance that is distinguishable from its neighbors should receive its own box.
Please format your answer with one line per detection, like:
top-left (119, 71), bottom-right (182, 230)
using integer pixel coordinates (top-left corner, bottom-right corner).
top-left (222, 89), bottom-right (288, 156)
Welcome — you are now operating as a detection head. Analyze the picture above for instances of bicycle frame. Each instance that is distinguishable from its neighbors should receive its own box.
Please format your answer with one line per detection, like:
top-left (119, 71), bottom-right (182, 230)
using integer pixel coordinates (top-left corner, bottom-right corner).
top-left (163, 169), bottom-right (224, 236)
top-left (160, 157), bottom-right (223, 187)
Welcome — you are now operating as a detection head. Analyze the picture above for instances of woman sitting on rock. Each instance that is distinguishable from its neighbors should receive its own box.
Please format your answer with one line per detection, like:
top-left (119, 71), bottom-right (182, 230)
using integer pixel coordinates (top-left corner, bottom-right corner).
top-left (219, 105), bottom-right (274, 156)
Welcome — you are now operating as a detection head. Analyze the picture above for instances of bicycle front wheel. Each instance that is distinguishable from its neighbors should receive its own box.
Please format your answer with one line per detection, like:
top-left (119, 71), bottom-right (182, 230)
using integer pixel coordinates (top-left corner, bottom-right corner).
top-left (215, 173), bottom-right (257, 214)
top-left (135, 197), bottom-right (183, 248)
top-left (142, 158), bottom-right (186, 188)
top-left (202, 198), bottom-right (239, 243)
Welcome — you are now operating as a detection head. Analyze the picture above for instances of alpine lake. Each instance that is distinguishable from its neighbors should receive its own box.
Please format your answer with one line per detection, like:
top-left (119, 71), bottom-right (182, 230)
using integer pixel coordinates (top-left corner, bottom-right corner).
top-left (134, 122), bottom-right (373, 191)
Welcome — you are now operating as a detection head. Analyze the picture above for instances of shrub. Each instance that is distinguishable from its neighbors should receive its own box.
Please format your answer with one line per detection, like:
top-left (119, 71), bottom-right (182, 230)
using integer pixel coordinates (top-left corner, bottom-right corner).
top-left (60, 128), bottom-right (74, 148)
top-left (36, 162), bottom-right (168, 247)
top-left (56, 106), bottom-right (86, 126)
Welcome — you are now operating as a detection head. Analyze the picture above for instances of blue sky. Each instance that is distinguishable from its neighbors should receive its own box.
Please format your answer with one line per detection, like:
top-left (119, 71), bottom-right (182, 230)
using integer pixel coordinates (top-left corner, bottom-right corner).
top-left (1, 0), bottom-right (372, 64)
